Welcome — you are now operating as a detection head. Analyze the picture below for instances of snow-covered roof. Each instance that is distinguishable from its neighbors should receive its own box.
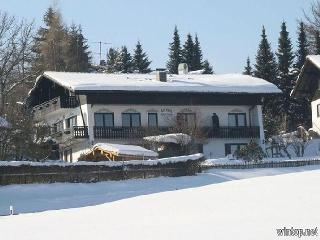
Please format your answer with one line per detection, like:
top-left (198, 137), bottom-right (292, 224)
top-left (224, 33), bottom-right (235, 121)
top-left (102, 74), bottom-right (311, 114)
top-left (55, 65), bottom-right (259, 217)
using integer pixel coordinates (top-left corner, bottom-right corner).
top-left (0, 116), bottom-right (9, 128)
top-left (93, 143), bottom-right (158, 157)
top-left (144, 133), bottom-right (191, 145)
top-left (306, 55), bottom-right (320, 69)
top-left (31, 71), bottom-right (281, 94)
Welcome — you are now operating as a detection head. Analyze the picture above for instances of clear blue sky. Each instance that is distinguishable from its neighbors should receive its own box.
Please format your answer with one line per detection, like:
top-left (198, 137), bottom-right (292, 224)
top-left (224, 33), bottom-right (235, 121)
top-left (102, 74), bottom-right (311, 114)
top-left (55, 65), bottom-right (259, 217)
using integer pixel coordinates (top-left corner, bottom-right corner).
top-left (0, 0), bottom-right (314, 73)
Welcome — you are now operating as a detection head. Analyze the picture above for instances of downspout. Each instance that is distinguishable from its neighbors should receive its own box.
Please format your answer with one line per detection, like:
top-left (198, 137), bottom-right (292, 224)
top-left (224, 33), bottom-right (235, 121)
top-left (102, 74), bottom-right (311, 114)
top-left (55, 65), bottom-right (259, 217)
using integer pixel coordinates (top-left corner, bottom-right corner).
top-left (76, 95), bottom-right (86, 127)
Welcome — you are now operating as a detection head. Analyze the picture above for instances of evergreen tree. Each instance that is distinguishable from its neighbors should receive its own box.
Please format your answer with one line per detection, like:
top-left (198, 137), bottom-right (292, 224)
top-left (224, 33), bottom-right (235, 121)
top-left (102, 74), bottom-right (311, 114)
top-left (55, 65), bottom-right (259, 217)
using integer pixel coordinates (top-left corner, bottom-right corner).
top-left (106, 48), bottom-right (119, 73)
top-left (243, 57), bottom-right (253, 75)
top-left (276, 22), bottom-right (294, 93)
top-left (294, 22), bottom-right (308, 71)
top-left (254, 26), bottom-right (278, 84)
top-left (65, 24), bottom-right (91, 72)
top-left (292, 22), bottom-right (312, 129)
top-left (167, 26), bottom-right (182, 74)
top-left (192, 34), bottom-right (203, 70)
top-left (202, 60), bottom-right (213, 74)
top-left (132, 41), bottom-right (151, 73)
top-left (32, 7), bottom-right (68, 72)
top-left (276, 22), bottom-right (295, 130)
top-left (116, 46), bottom-right (133, 73)
top-left (182, 34), bottom-right (195, 71)
top-left (254, 26), bottom-right (279, 136)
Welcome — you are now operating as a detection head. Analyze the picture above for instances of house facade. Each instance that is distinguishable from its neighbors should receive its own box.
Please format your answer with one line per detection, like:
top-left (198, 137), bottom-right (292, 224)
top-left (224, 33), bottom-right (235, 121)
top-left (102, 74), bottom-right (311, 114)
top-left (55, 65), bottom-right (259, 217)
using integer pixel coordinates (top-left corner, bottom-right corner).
top-left (291, 55), bottom-right (320, 134)
top-left (28, 71), bottom-right (280, 162)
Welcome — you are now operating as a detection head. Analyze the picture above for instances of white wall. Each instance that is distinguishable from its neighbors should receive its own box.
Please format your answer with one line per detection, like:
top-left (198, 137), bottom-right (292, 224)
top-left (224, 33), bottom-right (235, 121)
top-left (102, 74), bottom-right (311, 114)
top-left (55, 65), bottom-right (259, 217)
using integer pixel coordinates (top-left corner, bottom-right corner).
top-left (203, 138), bottom-right (253, 158)
top-left (311, 99), bottom-right (320, 133)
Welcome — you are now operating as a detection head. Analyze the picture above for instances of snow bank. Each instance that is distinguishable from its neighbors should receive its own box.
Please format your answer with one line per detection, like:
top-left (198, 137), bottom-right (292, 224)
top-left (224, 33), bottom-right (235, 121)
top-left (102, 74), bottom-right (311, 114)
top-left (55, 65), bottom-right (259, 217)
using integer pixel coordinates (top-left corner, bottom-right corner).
top-left (1, 169), bottom-right (319, 240)
top-left (143, 133), bottom-right (191, 145)
top-left (0, 153), bottom-right (203, 167)
top-left (92, 143), bottom-right (158, 157)
top-left (29, 71), bottom-right (281, 95)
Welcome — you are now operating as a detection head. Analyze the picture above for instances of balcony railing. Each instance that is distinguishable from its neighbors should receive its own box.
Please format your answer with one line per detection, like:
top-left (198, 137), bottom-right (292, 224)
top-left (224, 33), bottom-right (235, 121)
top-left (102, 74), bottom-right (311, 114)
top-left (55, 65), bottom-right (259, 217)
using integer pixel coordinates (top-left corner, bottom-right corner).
top-left (93, 126), bottom-right (260, 139)
top-left (205, 127), bottom-right (260, 139)
top-left (60, 96), bottom-right (80, 108)
top-left (73, 126), bottom-right (89, 138)
top-left (94, 126), bottom-right (172, 139)
top-left (33, 96), bottom-right (80, 115)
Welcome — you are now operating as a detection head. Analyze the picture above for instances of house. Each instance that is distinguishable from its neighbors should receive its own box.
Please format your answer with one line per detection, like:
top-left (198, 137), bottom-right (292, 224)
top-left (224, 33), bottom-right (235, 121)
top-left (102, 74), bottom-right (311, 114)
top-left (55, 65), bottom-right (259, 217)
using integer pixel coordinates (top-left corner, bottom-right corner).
top-left (291, 55), bottom-right (320, 134)
top-left (0, 116), bottom-right (9, 129)
top-left (28, 71), bottom-right (281, 162)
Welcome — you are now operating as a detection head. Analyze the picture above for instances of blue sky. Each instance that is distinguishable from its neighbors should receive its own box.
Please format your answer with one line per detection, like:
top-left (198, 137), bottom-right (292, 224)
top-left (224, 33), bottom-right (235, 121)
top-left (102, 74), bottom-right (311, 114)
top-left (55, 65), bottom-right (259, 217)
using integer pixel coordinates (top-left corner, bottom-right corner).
top-left (0, 0), bottom-right (314, 73)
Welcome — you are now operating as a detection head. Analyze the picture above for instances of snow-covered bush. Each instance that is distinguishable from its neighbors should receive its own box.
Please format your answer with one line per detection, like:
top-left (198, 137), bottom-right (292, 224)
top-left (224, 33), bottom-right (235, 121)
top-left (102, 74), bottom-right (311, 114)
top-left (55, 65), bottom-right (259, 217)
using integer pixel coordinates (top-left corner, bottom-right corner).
top-left (234, 140), bottom-right (264, 162)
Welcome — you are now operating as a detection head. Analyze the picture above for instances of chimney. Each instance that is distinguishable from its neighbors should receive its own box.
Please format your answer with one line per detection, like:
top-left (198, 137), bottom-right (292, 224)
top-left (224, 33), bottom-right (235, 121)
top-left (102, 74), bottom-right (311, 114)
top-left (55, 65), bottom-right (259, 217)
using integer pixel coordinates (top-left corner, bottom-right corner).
top-left (156, 71), bottom-right (167, 82)
top-left (178, 63), bottom-right (188, 75)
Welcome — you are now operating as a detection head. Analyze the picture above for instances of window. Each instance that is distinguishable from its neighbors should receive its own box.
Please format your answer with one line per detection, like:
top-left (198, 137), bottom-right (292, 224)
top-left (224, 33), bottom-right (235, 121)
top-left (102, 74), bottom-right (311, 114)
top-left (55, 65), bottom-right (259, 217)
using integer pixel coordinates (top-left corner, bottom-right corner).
top-left (225, 143), bottom-right (247, 156)
top-left (94, 113), bottom-right (114, 127)
top-left (148, 113), bottom-right (158, 127)
top-left (65, 116), bottom-right (77, 129)
top-left (122, 113), bottom-right (141, 127)
top-left (53, 121), bottom-right (63, 133)
top-left (317, 104), bottom-right (320, 117)
top-left (177, 113), bottom-right (196, 128)
top-left (228, 113), bottom-right (247, 127)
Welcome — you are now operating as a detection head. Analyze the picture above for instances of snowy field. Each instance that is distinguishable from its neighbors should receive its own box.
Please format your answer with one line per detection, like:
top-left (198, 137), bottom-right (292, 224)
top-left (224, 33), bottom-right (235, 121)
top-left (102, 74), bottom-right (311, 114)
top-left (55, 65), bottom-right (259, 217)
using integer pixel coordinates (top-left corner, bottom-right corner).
top-left (0, 166), bottom-right (320, 240)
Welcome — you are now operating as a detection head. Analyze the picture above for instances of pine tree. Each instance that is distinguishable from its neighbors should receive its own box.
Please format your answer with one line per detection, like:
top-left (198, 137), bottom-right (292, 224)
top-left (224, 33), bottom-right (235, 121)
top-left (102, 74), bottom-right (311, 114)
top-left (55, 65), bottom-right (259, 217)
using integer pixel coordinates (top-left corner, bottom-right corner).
top-left (294, 22), bottom-right (308, 71)
top-left (182, 34), bottom-right (195, 71)
top-left (277, 22), bottom-right (294, 94)
top-left (65, 24), bottom-right (91, 72)
top-left (193, 34), bottom-right (203, 70)
top-left (106, 48), bottom-right (119, 73)
top-left (276, 22), bottom-right (295, 130)
top-left (254, 26), bottom-right (278, 84)
top-left (167, 26), bottom-right (182, 74)
top-left (243, 57), bottom-right (253, 75)
top-left (32, 7), bottom-right (68, 72)
top-left (254, 26), bottom-right (280, 136)
top-left (132, 41), bottom-right (151, 73)
top-left (291, 22), bottom-right (311, 129)
top-left (202, 60), bottom-right (213, 74)
top-left (116, 46), bottom-right (133, 73)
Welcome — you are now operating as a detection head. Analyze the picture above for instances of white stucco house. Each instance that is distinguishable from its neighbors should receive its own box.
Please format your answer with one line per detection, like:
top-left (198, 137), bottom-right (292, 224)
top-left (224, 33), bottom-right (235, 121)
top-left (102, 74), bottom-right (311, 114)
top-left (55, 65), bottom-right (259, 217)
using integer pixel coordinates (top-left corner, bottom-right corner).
top-left (28, 71), bottom-right (281, 162)
top-left (291, 55), bottom-right (320, 135)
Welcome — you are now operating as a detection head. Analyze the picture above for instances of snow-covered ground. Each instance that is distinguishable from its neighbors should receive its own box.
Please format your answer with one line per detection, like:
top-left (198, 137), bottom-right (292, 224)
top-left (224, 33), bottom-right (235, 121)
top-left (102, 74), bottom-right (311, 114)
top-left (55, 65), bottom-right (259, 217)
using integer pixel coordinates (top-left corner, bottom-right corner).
top-left (0, 165), bottom-right (319, 240)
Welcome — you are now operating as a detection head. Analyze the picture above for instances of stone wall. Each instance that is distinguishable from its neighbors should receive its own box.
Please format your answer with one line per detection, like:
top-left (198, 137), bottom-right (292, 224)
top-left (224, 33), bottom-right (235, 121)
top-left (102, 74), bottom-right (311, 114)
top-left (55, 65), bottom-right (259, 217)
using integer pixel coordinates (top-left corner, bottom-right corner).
top-left (0, 159), bottom-right (203, 185)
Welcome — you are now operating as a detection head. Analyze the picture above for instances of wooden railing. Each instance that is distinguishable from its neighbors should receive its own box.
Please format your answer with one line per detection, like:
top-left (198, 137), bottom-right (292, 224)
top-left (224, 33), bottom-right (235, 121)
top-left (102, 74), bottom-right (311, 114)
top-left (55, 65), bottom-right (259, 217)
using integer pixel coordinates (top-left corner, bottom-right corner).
top-left (60, 96), bottom-right (79, 108)
top-left (73, 126), bottom-right (89, 138)
top-left (205, 127), bottom-right (260, 139)
top-left (93, 126), bottom-right (260, 139)
top-left (94, 126), bottom-right (172, 139)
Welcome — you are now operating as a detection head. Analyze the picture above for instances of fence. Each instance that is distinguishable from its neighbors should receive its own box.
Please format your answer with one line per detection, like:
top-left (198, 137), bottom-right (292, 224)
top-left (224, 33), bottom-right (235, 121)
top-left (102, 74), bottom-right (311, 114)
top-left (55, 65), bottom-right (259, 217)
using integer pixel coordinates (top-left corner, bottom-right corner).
top-left (201, 157), bottom-right (320, 170)
top-left (0, 158), bottom-right (203, 186)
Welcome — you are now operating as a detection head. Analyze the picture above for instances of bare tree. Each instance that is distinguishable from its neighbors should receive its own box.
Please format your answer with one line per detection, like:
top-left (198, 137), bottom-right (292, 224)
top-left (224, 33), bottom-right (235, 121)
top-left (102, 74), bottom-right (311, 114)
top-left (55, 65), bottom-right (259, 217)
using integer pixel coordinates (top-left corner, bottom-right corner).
top-left (0, 11), bottom-right (35, 114)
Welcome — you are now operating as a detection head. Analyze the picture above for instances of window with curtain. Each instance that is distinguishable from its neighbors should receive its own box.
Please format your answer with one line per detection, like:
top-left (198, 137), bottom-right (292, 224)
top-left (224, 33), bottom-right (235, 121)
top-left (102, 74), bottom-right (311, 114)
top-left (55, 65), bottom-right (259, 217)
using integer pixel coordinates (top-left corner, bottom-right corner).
top-left (122, 113), bottom-right (141, 127)
top-left (228, 113), bottom-right (247, 127)
top-left (148, 113), bottom-right (158, 127)
top-left (94, 113), bottom-right (114, 127)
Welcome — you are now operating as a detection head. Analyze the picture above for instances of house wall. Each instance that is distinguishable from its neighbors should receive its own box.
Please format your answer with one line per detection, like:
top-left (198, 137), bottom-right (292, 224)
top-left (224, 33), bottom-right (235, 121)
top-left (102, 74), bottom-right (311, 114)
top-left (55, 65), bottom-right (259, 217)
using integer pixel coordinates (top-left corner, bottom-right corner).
top-left (34, 93), bottom-right (265, 161)
top-left (203, 138), bottom-right (254, 158)
top-left (311, 98), bottom-right (320, 133)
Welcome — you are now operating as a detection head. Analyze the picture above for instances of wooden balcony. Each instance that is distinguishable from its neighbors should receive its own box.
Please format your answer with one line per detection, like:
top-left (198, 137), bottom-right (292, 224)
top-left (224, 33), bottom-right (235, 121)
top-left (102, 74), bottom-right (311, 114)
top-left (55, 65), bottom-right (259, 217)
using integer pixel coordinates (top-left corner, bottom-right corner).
top-left (32, 96), bottom-right (80, 118)
top-left (73, 126), bottom-right (89, 138)
top-left (93, 126), bottom-right (260, 139)
top-left (94, 126), bottom-right (172, 139)
top-left (205, 127), bottom-right (260, 139)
